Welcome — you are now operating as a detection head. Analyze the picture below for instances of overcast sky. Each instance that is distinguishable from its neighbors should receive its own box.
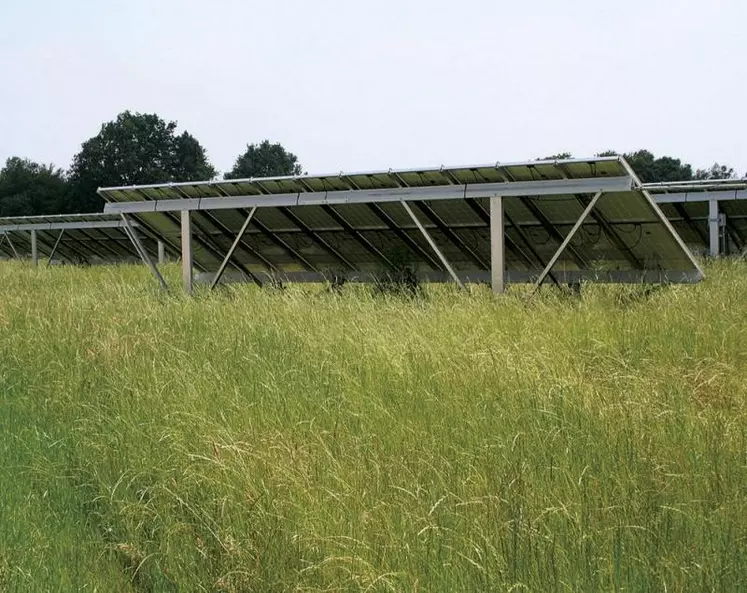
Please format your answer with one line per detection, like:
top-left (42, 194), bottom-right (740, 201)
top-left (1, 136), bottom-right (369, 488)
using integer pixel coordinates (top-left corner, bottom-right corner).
top-left (1, 0), bottom-right (745, 177)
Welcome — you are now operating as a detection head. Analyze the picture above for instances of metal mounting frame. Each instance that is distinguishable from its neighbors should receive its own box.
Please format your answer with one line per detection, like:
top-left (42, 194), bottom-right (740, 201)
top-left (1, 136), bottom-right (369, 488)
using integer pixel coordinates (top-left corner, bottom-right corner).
top-left (533, 191), bottom-right (604, 291)
top-left (401, 200), bottom-right (464, 289)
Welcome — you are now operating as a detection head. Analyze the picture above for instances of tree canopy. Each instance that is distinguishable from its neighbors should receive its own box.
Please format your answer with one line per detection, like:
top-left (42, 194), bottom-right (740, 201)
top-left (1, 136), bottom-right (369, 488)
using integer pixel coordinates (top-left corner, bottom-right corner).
top-left (67, 111), bottom-right (216, 212)
top-left (592, 150), bottom-right (693, 183)
top-left (225, 140), bottom-right (303, 179)
top-left (695, 163), bottom-right (736, 180)
top-left (0, 157), bottom-right (68, 217)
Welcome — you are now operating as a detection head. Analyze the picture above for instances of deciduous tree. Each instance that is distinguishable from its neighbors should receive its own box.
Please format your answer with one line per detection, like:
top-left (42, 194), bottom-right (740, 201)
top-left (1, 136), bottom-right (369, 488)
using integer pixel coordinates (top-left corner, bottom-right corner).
top-left (695, 163), bottom-right (735, 180)
top-left (225, 140), bottom-right (302, 179)
top-left (0, 157), bottom-right (68, 216)
top-left (68, 111), bottom-right (216, 212)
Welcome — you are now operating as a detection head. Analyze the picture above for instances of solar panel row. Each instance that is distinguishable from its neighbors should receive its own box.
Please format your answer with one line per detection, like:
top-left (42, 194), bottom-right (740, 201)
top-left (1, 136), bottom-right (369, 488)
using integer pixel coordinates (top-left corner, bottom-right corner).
top-left (644, 180), bottom-right (747, 257)
top-left (96, 157), bottom-right (704, 291)
top-left (0, 213), bottom-right (165, 264)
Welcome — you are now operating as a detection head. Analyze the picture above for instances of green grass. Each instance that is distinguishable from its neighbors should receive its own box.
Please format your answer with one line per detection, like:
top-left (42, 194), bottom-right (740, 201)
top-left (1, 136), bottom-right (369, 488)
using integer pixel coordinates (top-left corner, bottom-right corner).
top-left (0, 260), bottom-right (746, 592)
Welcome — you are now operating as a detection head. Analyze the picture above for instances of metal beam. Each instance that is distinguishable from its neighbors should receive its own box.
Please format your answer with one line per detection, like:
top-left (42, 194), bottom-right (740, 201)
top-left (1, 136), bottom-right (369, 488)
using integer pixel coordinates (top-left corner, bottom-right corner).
top-left (168, 185), bottom-right (277, 276)
top-left (0, 219), bottom-right (138, 233)
top-left (46, 230), bottom-right (65, 266)
top-left (74, 227), bottom-right (133, 260)
top-left (158, 240), bottom-right (165, 264)
top-left (366, 203), bottom-right (442, 270)
top-left (250, 216), bottom-right (317, 272)
top-left (521, 198), bottom-right (589, 270)
top-left (653, 190), bottom-right (747, 204)
top-left (30, 230), bottom-right (38, 265)
top-left (0, 233), bottom-right (14, 258)
top-left (411, 201), bottom-right (489, 269)
top-left (181, 210), bottom-right (193, 293)
top-left (320, 205), bottom-right (393, 269)
top-left (223, 268), bottom-right (702, 286)
top-left (490, 196), bottom-right (505, 294)
top-left (276, 207), bottom-right (355, 270)
top-left (709, 199), bottom-right (720, 257)
top-left (723, 216), bottom-right (745, 253)
top-left (102, 176), bottom-right (634, 215)
top-left (638, 188), bottom-right (705, 281)
top-left (210, 207), bottom-right (262, 289)
top-left (463, 198), bottom-right (541, 272)
top-left (5, 233), bottom-right (19, 259)
top-left (192, 210), bottom-right (275, 279)
top-left (401, 200), bottom-right (464, 289)
top-left (32, 229), bottom-right (92, 263)
top-left (672, 203), bottom-right (709, 246)
top-left (553, 163), bottom-right (642, 269)
top-left (577, 195), bottom-right (643, 268)
top-left (534, 191), bottom-right (603, 291)
top-left (120, 214), bottom-right (168, 290)
top-left (495, 164), bottom-right (588, 270)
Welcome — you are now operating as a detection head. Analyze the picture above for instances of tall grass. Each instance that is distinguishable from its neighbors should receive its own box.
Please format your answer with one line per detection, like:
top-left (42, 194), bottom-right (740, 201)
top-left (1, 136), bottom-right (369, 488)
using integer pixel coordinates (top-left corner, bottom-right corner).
top-left (0, 260), bottom-right (745, 592)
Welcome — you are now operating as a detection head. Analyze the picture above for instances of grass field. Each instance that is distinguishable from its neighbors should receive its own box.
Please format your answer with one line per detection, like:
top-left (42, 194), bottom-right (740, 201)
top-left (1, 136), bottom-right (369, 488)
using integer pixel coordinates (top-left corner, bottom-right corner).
top-left (0, 260), bottom-right (745, 592)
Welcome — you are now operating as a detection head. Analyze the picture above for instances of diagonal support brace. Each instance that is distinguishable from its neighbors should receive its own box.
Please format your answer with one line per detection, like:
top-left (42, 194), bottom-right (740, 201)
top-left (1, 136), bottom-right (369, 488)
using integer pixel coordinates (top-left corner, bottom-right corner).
top-left (47, 229), bottom-right (65, 266)
top-left (401, 200), bottom-right (464, 289)
top-left (3, 233), bottom-right (20, 259)
top-left (533, 191), bottom-right (603, 291)
top-left (120, 214), bottom-right (168, 290)
top-left (210, 206), bottom-right (261, 289)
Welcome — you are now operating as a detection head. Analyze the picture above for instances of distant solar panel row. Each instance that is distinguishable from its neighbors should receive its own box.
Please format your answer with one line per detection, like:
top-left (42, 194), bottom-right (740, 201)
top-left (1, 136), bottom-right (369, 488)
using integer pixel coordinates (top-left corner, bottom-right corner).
top-left (645, 180), bottom-right (747, 257)
top-left (0, 213), bottom-right (163, 263)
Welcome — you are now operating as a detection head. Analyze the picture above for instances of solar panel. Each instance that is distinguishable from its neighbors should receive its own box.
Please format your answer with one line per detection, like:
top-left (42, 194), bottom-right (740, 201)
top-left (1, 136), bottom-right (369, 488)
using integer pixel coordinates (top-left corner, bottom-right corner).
top-left (646, 180), bottom-right (747, 256)
top-left (98, 157), bottom-right (704, 291)
top-left (0, 213), bottom-right (165, 264)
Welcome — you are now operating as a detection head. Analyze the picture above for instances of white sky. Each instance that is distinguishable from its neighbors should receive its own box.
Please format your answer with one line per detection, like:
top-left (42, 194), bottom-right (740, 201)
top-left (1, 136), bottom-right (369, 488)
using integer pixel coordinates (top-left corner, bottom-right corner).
top-left (0, 0), bottom-right (745, 177)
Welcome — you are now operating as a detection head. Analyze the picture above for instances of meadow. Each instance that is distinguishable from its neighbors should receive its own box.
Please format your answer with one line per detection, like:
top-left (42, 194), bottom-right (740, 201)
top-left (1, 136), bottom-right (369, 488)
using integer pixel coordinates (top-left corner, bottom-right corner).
top-left (0, 260), bottom-right (745, 592)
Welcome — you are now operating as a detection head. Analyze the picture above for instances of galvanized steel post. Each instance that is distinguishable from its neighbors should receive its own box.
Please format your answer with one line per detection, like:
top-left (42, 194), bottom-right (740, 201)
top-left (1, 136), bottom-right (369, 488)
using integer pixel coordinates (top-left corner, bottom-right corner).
top-left (490, 196), bottom-right (504, 294)
top-left (30, 229), bottom-right (38, 266)
top-left (157, 240), bottom-right (166, 265)
top-left (181, 210), bottom-right (193, 293)
top-left (708, 199), bottom-right (719, 257)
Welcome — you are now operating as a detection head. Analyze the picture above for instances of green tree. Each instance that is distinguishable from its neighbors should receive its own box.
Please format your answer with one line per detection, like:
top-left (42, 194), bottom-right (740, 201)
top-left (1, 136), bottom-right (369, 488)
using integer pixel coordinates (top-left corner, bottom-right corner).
top-left (538, 152), bottom-right (573, 160)
top-left (0, 157), bottom-right (68, 216)
top-left (225, 140), bottom-right (303, 179)
top-left (695, 163), bottom-right (735, 180)
top-left (595, 150), bottom-right (693, 182)
top-left (68, 111), bottom-right (216, 212)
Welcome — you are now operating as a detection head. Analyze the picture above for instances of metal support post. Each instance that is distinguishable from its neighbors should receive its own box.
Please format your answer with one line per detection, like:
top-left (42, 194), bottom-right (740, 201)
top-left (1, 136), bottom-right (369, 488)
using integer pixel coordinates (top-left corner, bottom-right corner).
top-left (120, 214), bottom-right (168, 290)
top-left (181, 210), bottom-right (193, 293)
top-left (157, 240), bottom-right (166, 265)
top-left (490, 196), bottom-right (505, 294)
top-left (534, 191), bottom-right (603, 291)
top-left (46, 229), bottom-right (65, 266)
top-left (30, 230), bottom-right (38, 266)
top-left (708, 199), bottom-right (720, 257)
top-left (401, 200), bottom-right (464, 289)
top-left (210, 207), bottom-right (258, 289)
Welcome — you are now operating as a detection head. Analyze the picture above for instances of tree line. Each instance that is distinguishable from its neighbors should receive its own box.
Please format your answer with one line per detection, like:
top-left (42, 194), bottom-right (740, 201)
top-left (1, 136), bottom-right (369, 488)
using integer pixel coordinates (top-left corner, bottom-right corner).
top-left (0, 111), bottom-right (741, 217)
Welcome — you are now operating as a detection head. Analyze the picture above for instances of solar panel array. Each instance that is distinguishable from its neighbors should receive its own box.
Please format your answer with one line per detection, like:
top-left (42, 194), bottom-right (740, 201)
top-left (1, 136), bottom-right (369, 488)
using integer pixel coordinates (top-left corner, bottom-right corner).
top-left (646, 180), bottom-right (747, 256)
top-left (0, 213), bottom-right (161, 264)
top-left (99, 157), bottom-right (703, 285)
